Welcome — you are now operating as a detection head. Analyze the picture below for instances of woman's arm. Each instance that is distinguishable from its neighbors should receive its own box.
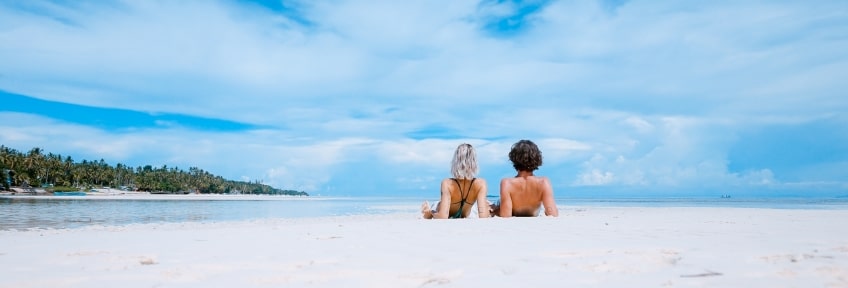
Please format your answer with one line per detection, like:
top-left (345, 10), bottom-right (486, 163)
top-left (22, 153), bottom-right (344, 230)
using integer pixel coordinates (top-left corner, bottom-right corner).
top-left (475, 179), bottom-right (490, 218)
top-left (498, 179), bottom-right (513, 218)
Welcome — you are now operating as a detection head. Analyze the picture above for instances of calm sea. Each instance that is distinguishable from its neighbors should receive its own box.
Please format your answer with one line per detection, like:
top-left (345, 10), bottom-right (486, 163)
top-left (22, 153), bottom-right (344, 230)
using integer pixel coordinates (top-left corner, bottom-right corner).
top-left (1, 195), bottom-right (847, 230)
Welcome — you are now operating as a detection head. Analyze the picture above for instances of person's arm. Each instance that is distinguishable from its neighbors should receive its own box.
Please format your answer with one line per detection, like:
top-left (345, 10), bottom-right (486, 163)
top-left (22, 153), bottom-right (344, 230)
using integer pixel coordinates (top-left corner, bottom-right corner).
top-left (475, 179), bottom-right (490, 218)
top-left (540, 177), bottom-right (558, 217)
top-left (432, 179), bottom-right (452, 219)
top-left (499, 179), bottom-right (513, 218)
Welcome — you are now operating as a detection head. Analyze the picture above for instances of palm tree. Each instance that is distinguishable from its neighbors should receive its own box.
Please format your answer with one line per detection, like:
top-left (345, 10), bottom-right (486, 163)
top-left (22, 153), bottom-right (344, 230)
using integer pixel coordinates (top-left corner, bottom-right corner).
top-left (24, 147), bottom-right (44, 186)
top-left (63, 156), bottom-right (74, 187)
top-left (41, 152), bottom-right (61, 186)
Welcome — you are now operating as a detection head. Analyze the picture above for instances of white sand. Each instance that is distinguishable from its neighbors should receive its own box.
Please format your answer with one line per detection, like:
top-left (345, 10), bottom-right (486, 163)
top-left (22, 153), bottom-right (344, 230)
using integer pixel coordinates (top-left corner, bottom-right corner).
top-left (1, 207), bottom-right (847, 287)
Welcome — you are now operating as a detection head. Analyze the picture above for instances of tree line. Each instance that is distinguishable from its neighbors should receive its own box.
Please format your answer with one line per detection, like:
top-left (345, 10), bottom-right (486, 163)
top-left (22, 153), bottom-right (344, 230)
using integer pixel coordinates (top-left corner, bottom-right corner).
top-left (0, 145), bottom-right (308, 196)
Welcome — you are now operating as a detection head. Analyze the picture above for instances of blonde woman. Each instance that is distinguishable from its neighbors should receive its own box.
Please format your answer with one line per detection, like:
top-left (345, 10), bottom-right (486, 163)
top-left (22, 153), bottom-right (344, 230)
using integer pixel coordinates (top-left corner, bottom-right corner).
top-left (421, 143), bottom-right (490, 219)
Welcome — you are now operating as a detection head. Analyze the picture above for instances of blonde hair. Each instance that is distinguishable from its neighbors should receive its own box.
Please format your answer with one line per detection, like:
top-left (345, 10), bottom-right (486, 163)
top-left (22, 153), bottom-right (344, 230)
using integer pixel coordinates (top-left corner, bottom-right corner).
top-left (450, 143), bottom-right (478, 180)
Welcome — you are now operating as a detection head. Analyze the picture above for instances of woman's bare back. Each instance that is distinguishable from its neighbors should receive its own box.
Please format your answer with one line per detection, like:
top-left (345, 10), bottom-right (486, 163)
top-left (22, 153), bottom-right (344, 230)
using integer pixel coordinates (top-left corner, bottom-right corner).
top-left (421, 178), bottom-right (489, 219)
top-left (444, 178), bottom-right (483, 217)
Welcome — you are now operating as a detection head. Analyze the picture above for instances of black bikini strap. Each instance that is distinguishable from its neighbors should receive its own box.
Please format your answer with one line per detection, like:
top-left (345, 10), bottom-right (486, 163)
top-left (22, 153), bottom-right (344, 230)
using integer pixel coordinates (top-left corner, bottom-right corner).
top-left (450, 178), bottom-right (477, 218)
top-left (452, 178), bottom-right (475, 203)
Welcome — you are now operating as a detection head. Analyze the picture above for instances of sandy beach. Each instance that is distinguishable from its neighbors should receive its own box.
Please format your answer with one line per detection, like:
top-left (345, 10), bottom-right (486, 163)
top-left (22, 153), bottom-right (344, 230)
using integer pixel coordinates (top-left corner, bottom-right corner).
top-left (1, 207), bottom-right (847, 287)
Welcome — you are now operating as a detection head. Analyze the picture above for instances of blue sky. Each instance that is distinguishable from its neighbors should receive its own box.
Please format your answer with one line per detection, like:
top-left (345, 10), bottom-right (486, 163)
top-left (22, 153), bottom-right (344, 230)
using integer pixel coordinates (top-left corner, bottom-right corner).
top-left (1, 0), bottom-right (846, 197)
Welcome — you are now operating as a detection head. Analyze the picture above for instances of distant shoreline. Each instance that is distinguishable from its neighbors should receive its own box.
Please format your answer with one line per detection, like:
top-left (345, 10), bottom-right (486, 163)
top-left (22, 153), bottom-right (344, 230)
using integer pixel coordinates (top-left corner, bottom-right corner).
top-left (0, 193), bottom-right (313, 201)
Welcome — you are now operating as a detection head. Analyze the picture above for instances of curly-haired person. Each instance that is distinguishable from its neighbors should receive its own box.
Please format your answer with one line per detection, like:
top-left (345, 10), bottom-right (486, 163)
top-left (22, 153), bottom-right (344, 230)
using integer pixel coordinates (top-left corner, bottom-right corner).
top-left (491, 140), bottom-right (559, 217)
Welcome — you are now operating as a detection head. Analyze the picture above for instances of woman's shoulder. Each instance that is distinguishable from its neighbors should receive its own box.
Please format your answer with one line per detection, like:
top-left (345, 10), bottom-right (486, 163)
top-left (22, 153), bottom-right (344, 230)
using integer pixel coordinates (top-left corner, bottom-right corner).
top-left (441, 177), bottom-right (485, 182)
top-left (471, 177), bottom-right (487, 186)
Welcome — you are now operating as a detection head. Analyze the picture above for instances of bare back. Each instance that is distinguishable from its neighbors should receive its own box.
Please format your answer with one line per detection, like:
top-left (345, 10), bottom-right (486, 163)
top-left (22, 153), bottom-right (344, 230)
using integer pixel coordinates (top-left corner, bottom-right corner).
top-left (433, 178), bottom-right (490, 219)
top-left (499, 175), bottom-right (558, 217)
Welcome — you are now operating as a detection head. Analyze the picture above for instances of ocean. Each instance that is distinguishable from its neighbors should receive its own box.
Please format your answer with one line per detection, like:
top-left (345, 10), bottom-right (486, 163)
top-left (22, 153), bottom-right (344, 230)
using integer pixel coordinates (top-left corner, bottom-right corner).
top-left (1, 195), bottom-right (847, 230)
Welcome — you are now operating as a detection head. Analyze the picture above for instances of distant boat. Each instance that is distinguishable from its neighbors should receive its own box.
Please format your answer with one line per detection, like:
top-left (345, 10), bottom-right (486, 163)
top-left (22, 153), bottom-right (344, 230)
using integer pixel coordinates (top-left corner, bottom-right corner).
top-left (53, 191), bottom-right (87, 196)
top-left (720, 194), bottom-right (732, 198)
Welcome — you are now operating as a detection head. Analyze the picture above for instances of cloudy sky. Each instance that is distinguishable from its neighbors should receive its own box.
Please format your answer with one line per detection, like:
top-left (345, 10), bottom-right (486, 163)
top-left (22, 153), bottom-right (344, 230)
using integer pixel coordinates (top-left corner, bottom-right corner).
top-left (1, 0), bottom-right (846, 197)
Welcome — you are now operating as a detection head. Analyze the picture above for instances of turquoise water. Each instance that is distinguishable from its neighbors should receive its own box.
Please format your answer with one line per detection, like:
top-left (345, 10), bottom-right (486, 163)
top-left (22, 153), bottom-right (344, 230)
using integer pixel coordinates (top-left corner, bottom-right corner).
top-left (1, 196), bottom-right (847, 230)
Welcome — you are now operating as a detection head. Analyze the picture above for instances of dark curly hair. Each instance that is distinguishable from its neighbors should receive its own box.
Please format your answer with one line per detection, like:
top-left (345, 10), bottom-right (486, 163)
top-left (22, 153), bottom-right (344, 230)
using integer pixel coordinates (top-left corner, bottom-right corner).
top-left (508, 139), bottom-right (543, 172)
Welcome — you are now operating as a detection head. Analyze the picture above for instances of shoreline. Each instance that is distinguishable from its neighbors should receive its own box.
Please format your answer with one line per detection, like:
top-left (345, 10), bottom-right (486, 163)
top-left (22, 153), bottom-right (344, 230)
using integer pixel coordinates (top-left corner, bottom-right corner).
top-left (1, 207), bottom-right (847, 287)
top-left (0, 194), bottom-right (319, 201)
top-left (4, 193), bottom-right (848, 202)
top-left (3, 196), bottom-right (848, 231)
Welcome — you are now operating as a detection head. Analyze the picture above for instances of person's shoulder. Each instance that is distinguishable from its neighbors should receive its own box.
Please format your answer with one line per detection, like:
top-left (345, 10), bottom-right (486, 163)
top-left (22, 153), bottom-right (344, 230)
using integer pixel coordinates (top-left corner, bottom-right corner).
top-left (531, 176), bottom-right (553, 191)
top-left (521, 175), bottom-right (548, 185)
top-left (467, 178), bottom-right (485, 190)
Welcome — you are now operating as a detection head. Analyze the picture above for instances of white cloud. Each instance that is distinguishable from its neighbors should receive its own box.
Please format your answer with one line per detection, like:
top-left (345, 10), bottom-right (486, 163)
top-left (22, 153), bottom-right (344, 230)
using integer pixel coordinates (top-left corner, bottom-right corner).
top-left (624, 116), bottom-right (654, 133)
top-left (737, 169), bottom-right (776, 186)
top-left (576, 169), bottom-right (615, 186)
top-left (1, 1), bottom-right (846, 195)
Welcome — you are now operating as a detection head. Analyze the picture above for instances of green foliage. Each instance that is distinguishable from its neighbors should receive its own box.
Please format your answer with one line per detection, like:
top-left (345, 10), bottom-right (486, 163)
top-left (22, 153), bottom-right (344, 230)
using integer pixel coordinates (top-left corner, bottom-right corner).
top-left (0, 145), bottom-right (308, 196)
